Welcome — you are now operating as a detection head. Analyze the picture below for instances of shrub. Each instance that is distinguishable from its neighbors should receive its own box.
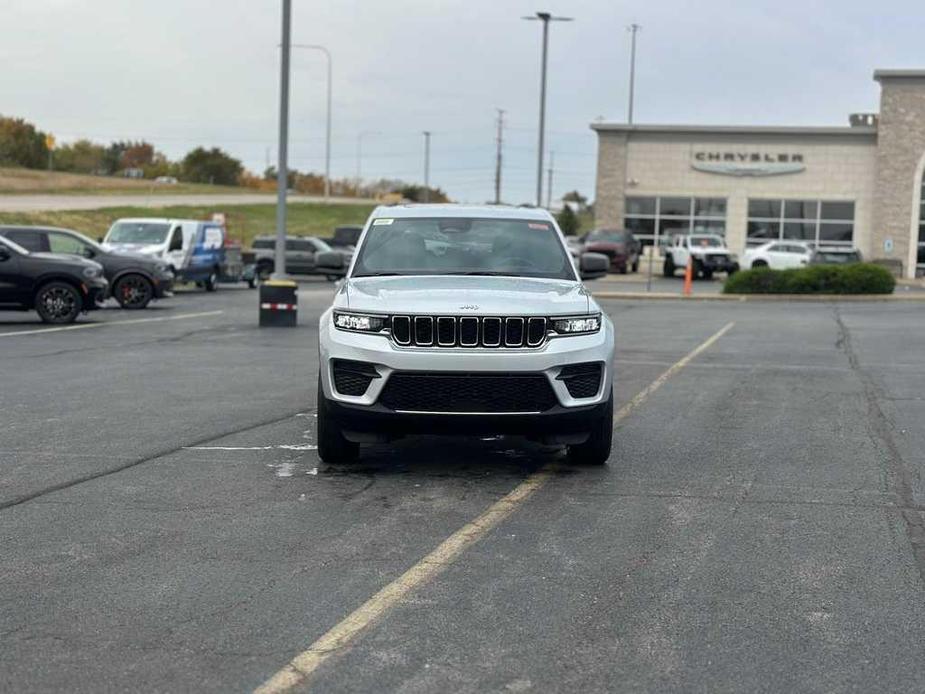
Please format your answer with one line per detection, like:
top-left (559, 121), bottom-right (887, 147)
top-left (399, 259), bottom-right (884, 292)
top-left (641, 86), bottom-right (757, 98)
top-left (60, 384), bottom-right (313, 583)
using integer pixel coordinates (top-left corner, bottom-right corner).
top-left (723, 263), bottom-right (895, 295)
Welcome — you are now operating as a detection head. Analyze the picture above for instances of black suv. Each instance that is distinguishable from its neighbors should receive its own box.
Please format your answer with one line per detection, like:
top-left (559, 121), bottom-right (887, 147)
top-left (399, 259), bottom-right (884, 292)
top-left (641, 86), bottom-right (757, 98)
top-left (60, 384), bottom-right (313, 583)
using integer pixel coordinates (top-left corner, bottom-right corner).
top-left (0, 236), bottom-right (108, 323)
top-left (0, 225), bottom-right (174, 309)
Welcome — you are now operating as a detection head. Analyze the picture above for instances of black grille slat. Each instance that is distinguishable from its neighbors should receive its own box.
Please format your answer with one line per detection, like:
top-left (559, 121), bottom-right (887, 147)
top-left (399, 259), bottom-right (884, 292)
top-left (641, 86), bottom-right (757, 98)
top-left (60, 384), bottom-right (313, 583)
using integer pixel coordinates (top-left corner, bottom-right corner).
top-left (482, 318), bottom-right (502, 347)
top-left (391, 316), bottom-right (411, 345)
top-left (527, 317), bottom-right (547, 346)
top-left (379, 373), bottom-right (557, 413)
top-left (459, 317), bottom-right (479, 346)
top-left (392, 315), bottom-right (547, 348)
top-left (504, 317), bottom-right (525, 347)
top-left (414, 316), bottom-right (434, 345)
top-left (437, 317), bottom-right (456, 346)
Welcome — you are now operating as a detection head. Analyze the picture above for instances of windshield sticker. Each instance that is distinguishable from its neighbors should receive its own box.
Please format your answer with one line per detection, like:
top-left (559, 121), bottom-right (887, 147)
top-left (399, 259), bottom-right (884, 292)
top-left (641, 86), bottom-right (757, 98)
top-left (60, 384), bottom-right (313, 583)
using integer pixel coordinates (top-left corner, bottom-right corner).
top-left (528, 223), bottom-right (550, 230)
top-left (372, 218), bottom-right (394, 226)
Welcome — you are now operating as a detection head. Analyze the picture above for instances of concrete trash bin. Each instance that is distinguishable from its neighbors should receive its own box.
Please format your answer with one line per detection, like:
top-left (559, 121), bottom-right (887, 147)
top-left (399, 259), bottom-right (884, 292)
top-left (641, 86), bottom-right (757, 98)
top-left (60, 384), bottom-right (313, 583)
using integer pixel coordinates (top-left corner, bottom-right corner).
top-left (259, 280), bottom-right (298, 327)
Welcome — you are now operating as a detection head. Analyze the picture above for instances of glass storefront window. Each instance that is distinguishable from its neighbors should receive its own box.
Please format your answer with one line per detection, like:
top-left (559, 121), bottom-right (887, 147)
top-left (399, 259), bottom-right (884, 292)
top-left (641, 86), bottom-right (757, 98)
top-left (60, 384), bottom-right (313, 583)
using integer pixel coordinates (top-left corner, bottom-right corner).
top-left (626, 197), bottom-right (656, 215)
top-left (748, 199), bottom-right (854, 246)
top-left (625, 196), bottom-right (727, 247)
top-left (748, 200), bottom-right (781, 218)
top-left (784, 200), bottom-right (818, 219)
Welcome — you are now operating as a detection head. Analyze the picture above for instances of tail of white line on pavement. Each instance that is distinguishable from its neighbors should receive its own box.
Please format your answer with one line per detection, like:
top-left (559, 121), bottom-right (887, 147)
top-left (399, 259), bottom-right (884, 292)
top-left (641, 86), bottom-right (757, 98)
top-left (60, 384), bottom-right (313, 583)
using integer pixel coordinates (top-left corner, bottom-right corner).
top-left (254, 320), bottom-right (736, 694)
top-left (0, 310), bottom-right (224, 338)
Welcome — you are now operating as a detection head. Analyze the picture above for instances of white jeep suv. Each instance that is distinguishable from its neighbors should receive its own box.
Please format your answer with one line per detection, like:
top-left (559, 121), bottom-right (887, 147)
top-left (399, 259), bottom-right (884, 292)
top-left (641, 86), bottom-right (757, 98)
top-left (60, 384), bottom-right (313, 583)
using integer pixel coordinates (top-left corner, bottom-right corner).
top-left (317, 205), bottom-right (615, 465)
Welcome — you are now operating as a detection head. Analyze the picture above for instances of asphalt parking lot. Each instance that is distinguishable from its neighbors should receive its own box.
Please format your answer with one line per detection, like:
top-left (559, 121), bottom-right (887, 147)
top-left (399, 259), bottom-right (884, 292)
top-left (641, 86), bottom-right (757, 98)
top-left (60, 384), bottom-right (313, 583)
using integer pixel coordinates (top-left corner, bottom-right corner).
top-left (3, 283), bottom-right (925, 693)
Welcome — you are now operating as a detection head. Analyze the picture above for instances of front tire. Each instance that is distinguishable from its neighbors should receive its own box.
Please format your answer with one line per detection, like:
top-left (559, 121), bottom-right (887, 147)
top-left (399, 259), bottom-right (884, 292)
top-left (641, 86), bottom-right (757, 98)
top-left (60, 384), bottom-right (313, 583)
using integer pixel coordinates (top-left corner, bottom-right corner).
top-left (567, 389), bottom-right (613, 466)
top-left (204, 269), bottom-right (218, 292)
top-left (317, 376), bottom-right (360, 463)
top-left (35, 281), bottom-right (83, 324)
top-left (113, 274), bottom-right (154, 309)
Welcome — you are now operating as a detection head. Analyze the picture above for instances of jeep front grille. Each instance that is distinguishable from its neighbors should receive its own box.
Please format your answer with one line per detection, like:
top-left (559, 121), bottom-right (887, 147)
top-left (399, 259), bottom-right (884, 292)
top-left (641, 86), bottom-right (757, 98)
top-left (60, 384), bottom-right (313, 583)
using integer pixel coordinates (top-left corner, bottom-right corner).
top-left (390, 315), bottom-right (548, 348)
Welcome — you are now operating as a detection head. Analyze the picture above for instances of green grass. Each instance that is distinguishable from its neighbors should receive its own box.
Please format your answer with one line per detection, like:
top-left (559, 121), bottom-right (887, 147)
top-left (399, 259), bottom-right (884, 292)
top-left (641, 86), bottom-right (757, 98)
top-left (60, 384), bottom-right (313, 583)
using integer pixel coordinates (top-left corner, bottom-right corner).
top-left (0, 166), bottom-right (250, 195)
top-left (0, 202), bottom-right (377, 247)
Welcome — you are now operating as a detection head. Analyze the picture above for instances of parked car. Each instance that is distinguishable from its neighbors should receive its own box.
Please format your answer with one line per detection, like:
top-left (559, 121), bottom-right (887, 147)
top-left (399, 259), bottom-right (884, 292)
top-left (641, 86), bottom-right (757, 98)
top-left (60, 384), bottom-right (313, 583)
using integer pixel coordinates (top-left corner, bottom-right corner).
top-left (581, 228), bottom-right (641, 273)
top-left (102, 218), bottom-right (228, 291)
top-left (324, 225), bottom-right (363, 251)
top-left (315, 204), bottom-right (614, 465)
top-left (742, 241), bottom-right (812, 270)
top-left (251, 235), bottom-right (351, 281)
top-left (810, 247), bottom-right (863, 265)
top-left (0, 236), bottom-right (108, 324)
top-left (0, 225), bottom-right (174, 309)
top-left (663, 234), bottom-right (738, 279)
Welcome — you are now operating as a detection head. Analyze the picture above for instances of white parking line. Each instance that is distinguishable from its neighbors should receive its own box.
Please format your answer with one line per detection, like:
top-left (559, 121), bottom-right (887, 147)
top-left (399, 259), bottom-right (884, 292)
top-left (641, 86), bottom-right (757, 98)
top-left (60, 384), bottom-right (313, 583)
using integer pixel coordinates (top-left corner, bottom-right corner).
top-left (0, 310), bottom-right (224, 337)
top-left (254, 321), bottom-right (737, 694)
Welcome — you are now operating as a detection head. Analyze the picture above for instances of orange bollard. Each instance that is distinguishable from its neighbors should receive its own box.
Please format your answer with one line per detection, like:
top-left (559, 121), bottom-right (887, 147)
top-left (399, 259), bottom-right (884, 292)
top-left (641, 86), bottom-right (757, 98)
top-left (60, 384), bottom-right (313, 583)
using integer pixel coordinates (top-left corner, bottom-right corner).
top-left (682, 257), bottom-right (693, 296)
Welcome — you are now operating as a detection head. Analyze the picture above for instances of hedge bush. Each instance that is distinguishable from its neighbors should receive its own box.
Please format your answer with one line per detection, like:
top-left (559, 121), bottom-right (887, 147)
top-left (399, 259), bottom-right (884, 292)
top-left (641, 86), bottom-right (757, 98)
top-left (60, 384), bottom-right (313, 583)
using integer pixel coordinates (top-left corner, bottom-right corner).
top-left (723, 263), bottom-right (895, 295)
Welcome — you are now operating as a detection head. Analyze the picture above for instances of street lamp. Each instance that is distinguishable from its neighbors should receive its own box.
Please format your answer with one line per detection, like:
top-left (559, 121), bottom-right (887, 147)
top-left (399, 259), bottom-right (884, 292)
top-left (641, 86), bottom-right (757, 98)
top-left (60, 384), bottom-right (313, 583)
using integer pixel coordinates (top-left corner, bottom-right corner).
top-left (522, 11), bottom-right (573, 207)
top-left (627, 24), bottom-right (641, 125)
top-left (273, 0), bottom-right (292, 280)
top-left (355, 130), bottom-right (380, 194)
top-left (291, 43), bottom-right (332, 201)
top-left (422, 131), bottom-right (432, 203)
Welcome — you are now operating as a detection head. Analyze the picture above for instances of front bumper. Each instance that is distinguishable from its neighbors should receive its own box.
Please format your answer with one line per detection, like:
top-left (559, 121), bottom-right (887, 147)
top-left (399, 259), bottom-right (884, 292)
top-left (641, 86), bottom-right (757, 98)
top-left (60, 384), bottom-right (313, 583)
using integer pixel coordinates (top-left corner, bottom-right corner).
top-left (319, 310), bottom-right (615, 414)
top-left (695, 255), bottom-right (737, 272)
top-left (83, 279), bottom-right (109, 309)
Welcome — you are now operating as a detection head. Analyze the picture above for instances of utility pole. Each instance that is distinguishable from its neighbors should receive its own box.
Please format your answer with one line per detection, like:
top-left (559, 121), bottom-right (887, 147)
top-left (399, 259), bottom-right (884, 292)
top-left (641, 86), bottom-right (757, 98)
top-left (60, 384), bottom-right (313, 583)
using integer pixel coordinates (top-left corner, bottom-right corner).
top-left (273, 0), bottom-right (292, 279)
top-left (627, 23), bottom-right (641, 125)
top-left (494, 108), bottom-right (505, 204)
top-left (422, 131), bottom-right (432, 203)
top-left (522, 12), bottom-right (573, 207)
top-left (546, 150), bottom-right (554, 209)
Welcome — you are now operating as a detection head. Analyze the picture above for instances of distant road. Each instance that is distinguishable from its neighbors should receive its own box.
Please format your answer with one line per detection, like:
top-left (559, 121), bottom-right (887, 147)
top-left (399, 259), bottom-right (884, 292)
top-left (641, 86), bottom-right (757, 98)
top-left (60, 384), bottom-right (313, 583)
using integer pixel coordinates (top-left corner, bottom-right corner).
top-left (0, 193), bottom-right (371, 212)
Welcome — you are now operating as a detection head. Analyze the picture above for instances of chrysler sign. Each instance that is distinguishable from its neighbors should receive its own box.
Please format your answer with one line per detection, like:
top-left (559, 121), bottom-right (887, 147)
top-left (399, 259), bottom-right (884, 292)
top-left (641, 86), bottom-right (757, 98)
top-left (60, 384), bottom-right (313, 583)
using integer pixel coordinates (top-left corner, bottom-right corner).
top-left (692, 151), bottom-right (806, 177)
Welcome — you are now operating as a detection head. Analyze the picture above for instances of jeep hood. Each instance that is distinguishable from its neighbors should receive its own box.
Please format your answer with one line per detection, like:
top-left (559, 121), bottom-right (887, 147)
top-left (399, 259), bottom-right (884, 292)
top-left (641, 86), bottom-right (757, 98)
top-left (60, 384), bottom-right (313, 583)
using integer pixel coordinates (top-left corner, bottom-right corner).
top-left (104, 242), bottom-right (163, 257)
top-left (340, 275), bottom-right (591, 315)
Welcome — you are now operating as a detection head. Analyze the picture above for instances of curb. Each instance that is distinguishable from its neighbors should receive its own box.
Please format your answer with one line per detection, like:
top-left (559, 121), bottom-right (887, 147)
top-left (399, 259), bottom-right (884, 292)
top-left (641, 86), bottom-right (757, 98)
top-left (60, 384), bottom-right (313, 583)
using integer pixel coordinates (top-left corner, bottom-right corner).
top-left (591, 291), bottom-right (925, 302)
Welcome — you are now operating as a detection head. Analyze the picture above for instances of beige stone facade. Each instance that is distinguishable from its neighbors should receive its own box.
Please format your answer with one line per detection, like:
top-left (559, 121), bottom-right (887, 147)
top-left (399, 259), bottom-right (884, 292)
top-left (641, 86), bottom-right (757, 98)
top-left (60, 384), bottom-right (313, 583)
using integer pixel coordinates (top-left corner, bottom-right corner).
top-left (592, 70), bottom-right (925, 278)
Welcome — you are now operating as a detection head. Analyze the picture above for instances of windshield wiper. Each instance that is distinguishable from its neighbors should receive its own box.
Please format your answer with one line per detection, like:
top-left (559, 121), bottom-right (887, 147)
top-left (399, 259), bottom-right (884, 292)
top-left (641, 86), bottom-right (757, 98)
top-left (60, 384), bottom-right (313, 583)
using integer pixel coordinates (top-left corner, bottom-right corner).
top-left (450, 271), bottom-right (514, 276)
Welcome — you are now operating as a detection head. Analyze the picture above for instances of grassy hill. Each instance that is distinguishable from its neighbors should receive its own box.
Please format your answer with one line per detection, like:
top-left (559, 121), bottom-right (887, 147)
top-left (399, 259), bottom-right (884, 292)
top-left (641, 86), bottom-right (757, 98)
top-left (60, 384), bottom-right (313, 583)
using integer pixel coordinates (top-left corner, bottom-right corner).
top-left (0, 167), bottom-right (248, 195)
top-left (0, 201), bottom-right (377, 246)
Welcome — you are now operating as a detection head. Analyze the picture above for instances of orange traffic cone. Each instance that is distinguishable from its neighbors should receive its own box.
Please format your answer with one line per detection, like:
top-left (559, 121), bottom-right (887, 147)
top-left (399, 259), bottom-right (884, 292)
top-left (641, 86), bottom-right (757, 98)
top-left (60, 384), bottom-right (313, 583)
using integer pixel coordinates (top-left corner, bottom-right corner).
top-left (682, 257), bottom-right (693, 296)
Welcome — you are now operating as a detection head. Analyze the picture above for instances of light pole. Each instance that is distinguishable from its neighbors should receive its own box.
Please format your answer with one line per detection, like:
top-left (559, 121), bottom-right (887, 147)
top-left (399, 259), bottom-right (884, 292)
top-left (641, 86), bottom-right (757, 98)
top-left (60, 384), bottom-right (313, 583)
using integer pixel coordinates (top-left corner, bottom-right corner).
top-left (522, 11), bottom-right (573, 207)
top-left (422, 131), bottom-right (432, 203)
top-left (273, 0), bottom-right (292, 280)
top-left (355, 130), bottom-right (380, 195)
top-left (627, 24), bottom-right (641, 124)
top-left (291, 43), bottom-right (332, 201)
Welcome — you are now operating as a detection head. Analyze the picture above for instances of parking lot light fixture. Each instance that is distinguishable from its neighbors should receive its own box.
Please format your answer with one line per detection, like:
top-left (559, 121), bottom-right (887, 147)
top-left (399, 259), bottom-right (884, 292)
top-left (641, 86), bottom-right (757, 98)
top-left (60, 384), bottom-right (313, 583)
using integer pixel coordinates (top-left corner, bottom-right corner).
top-left (274, 0), bottom-right (292, 280)
top-left (291, 43), bottom-right (333, 202)
top-left (522, 11), bottom-right (573, 207)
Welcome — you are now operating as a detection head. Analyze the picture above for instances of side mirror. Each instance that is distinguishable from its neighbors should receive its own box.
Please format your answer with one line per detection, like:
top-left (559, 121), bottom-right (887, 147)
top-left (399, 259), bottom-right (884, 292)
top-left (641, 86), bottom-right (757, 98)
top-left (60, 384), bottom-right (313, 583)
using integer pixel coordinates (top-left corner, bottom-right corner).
top-left (316, 251), bottom-right (344, 270)
top-left (579, 252), bottom-right (608, 280)
top-left (0, 247), bottom-right (10, 261)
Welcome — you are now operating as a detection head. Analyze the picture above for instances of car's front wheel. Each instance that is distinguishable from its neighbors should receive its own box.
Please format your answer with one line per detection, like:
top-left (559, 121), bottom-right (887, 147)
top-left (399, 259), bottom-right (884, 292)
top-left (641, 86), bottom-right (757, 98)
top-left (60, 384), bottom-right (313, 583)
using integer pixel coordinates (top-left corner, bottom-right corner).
top-left (35, 281), bottom-right (83, 324)
top-left (567, 389), bottom-right (613, 466)
top-left (113, 273), bottom-right (154, 309)
top-left (204, 269), bottom-right (218, 292)
top-left (317, 376), bottom-right (360, 463)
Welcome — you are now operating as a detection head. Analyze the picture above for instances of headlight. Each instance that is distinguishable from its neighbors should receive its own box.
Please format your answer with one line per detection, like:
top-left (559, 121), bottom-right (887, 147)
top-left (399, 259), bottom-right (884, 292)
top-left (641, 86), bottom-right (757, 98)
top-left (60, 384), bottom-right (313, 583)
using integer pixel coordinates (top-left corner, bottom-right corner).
top-left (82, 266), bottom-right (102, 279)
top-left (552, 315), bottom-right (601, 335)
top-left (333, 311), bottom-right (388, 333)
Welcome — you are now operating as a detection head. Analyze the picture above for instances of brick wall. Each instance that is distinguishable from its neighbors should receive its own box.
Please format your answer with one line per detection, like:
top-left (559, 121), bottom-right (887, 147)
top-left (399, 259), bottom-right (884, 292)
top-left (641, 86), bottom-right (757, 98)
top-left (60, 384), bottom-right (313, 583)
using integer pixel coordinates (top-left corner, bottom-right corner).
top-left (593, 131), bottom-right (627, 227)
top-left (872, 76), bottom-right (925, 277)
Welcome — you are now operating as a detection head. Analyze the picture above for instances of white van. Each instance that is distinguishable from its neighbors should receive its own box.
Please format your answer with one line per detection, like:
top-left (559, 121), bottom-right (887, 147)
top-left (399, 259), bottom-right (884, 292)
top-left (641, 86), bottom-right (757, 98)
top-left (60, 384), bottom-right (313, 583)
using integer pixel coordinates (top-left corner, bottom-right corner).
top-left (102, 218), bottom-right (226, 290)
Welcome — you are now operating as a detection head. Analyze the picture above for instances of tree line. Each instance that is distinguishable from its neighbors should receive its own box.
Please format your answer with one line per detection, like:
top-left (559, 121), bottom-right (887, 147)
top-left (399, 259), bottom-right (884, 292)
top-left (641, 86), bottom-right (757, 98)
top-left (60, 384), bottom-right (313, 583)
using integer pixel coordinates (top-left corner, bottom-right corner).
top-left (0, 113), bottom-right (450, 200)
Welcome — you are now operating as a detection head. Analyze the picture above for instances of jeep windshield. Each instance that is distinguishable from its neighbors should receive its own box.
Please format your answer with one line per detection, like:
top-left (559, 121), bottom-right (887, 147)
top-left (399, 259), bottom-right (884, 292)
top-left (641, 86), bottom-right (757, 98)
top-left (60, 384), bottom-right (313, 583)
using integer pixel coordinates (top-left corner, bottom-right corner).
top-left (351, 217), bottom-right (575, 280)
top-left (107, 222), bottom-right (171, 245)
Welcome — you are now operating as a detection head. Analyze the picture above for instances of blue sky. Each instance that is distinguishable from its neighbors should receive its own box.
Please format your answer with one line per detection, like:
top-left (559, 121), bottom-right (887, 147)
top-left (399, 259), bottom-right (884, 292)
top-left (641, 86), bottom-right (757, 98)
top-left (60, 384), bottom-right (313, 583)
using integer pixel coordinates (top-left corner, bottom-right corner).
top-left (2, 0), bottom-right (921, 203)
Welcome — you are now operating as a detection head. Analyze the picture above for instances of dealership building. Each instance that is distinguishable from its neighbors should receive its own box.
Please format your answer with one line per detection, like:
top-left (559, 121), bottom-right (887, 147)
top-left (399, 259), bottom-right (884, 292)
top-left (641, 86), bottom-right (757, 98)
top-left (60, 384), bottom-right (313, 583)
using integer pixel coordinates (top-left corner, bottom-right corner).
top-left (592, 70), bottom-right (925, 277)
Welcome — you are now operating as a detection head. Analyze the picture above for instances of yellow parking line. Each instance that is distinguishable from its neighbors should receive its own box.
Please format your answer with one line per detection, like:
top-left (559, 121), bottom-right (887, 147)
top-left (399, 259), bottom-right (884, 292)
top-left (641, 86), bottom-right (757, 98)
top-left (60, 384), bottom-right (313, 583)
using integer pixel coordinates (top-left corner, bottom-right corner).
top-left (255, 321), bottom-right (737, 694)
top-left (0, 310), bottom-right (223, 337)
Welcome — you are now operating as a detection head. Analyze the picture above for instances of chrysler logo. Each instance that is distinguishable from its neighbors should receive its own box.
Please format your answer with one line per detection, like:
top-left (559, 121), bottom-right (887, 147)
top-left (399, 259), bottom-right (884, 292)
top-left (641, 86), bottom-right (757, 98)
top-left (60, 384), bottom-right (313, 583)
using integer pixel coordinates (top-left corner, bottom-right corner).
top-left (458, 304), bottom-right (479, 310)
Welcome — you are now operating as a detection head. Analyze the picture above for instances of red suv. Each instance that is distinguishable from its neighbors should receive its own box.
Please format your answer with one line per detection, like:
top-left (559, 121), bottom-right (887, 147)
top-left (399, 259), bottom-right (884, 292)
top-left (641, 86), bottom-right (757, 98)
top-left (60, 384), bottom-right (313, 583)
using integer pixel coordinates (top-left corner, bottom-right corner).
top-left (582, 229), bottom-right (641, 274)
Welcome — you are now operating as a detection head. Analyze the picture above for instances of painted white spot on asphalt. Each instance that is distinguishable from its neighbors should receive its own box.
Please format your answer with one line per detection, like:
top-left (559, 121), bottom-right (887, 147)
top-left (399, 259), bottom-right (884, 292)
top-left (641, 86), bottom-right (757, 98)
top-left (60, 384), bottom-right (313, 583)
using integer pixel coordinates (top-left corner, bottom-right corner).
top-left (268, 463), bottom-right (297, 478)
top-left (184, 443), bottom-right (317, 451)
top-left (307, 467), bottom-right (318, 476)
